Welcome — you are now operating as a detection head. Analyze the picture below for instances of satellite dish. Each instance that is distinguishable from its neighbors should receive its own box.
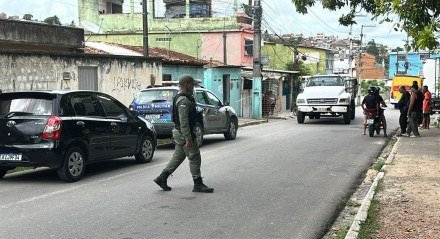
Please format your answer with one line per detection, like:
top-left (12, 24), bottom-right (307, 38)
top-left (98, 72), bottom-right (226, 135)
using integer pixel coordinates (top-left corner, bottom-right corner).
top-left (81, 20), bottom-right (101, 34)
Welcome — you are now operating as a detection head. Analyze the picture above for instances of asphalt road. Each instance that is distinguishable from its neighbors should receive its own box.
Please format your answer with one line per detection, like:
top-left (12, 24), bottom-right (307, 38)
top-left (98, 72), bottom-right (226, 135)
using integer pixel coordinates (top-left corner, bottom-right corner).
top-left (0, 107), bottom-right (400, 239)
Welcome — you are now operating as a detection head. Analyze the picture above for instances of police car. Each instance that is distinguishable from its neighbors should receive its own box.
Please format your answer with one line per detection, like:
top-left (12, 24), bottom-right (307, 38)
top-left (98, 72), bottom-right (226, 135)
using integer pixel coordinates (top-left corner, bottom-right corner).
top-left (129, 83), bottom-right (238, 147)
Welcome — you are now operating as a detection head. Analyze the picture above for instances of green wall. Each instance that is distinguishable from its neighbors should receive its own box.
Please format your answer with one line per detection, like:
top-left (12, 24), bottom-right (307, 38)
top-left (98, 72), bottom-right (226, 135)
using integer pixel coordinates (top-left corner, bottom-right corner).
top-left (89, 32), bottom-right (202, 57)
top-left (261, 43), bottom-right (330, 75)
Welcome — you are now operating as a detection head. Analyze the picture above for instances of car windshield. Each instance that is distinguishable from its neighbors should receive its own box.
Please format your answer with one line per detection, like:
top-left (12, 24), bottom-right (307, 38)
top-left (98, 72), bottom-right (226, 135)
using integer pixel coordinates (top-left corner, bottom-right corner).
top-left (134, 89), bottom-right (177, 104)
top-left (307, 76), bottom-right (344, 87)
top-left (0, 98), bottom-right (53, 116)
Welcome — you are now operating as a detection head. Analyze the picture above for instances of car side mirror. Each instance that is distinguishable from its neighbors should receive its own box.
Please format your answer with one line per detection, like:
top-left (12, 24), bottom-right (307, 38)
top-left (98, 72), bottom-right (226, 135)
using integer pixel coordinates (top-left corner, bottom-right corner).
top-left (130, 110), bottom-right (139, 117)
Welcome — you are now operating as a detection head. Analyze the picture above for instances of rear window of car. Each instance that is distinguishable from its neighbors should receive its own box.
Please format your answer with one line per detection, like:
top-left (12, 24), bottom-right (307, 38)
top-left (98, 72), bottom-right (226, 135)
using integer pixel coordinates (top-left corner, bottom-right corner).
top-left (0, 96), bottom-right (53, 116)
top-left (134, 89), bottom-right (177, 104)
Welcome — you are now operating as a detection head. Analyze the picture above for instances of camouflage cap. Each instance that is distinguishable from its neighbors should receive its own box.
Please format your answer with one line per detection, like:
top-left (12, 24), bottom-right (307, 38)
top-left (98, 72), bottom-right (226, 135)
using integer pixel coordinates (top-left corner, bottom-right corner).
top-left (178, 75), bottom-right (195, 85)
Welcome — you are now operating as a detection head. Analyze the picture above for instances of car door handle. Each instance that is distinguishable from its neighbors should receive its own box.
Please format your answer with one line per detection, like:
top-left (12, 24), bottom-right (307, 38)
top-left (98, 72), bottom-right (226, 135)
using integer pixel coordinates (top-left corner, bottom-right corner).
top-left (76, 121), bottom-right (85, 127)
top-left (110, 122), bottom-right (118, 126)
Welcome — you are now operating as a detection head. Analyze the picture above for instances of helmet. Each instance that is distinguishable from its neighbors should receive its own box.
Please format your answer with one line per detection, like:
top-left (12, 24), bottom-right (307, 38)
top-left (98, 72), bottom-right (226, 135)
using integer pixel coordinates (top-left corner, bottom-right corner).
top-left (367, 86), bottom-right (375, 94)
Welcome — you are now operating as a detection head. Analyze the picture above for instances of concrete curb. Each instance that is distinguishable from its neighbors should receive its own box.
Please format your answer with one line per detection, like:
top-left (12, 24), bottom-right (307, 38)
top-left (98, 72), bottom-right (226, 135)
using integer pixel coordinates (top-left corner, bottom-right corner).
top-left (345, 137), bottom-right (401, 239)
top-left (238, 119), bottom-right (268, 128)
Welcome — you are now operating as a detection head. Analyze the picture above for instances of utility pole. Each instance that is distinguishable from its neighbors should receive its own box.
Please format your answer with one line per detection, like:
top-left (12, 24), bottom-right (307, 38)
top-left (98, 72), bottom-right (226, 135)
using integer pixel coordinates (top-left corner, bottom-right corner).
top-left (357, 24), bottom-right (374, 103)
top-left (348, 24), bottom-right (353, 77)
top-left (252, 0), bottom-right (262, 119)
top-left (142, 0), bottom-right (148, 57)
top-left (404, 37), bottom-right (409, 74)
top-left (223, 31), bottom-right (227, 65)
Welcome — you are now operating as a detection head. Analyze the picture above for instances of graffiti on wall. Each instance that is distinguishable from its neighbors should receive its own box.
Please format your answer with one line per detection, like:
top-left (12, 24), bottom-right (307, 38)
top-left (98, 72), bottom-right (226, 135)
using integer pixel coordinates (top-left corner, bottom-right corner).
top-left (112, 77), bottom-right (142, 92)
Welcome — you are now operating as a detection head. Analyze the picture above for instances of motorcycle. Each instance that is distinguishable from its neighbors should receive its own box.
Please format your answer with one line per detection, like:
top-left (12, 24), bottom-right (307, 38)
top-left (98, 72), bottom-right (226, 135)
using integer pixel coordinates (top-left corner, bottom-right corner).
top-left (364, 108), bottom-right (381, 137)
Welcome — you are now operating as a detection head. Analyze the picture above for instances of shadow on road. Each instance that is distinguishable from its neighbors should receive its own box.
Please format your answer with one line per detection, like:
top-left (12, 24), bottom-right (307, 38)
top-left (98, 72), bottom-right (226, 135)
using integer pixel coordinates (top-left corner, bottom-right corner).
top-left (1, 158), bottom-right (142, 183)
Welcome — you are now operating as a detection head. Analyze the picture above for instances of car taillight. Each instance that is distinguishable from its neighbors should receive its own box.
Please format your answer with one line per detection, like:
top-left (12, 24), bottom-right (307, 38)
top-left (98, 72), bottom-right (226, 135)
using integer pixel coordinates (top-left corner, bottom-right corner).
top-left (43, 115), bottom-right (62, 140)
top-left (391, 92), bottom-right (394, 99)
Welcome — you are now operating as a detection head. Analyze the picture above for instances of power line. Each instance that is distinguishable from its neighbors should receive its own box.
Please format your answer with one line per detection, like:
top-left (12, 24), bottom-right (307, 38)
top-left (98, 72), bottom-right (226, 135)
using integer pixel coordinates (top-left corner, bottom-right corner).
top-left (308, 9), bottom-right (349, 35)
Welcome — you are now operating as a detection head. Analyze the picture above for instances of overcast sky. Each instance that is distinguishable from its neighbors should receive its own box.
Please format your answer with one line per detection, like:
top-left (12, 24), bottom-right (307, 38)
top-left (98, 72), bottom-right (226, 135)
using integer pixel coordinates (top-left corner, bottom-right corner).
top-left (0, 0), bottom-right (407, 48)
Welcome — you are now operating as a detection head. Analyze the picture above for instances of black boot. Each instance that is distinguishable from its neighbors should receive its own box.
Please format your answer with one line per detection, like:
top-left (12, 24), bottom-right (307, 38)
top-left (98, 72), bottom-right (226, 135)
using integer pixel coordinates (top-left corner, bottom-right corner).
top-left (193, 177), bottom-right (214, 193)
top-left (154, 171), bottom-right (172, 191)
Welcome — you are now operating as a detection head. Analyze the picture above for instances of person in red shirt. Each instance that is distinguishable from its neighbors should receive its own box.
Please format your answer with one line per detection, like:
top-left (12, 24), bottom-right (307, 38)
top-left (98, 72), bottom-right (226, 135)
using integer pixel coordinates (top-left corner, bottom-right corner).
top-left (421, 85), bottom-right (432, 129)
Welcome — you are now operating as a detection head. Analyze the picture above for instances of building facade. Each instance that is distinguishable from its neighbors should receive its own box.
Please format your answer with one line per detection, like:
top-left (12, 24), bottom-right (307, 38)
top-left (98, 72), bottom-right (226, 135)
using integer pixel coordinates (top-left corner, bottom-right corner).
top-left (389, 51), bottom-right (440, 78)
top-left (261, 42), bottom-right (334, 75)
top-left (78, 0), bottom-right (254, 66)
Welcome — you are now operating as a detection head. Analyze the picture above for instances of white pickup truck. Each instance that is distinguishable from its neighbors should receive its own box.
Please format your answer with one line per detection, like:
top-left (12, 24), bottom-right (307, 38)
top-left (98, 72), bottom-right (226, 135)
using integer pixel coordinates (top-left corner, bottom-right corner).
top-left (295, 75), bottom-right (358, 124)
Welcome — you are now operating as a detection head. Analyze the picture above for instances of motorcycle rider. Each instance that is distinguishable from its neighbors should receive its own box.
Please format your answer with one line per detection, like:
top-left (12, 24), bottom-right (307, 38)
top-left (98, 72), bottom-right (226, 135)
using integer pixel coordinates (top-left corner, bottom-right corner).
top-left (373, 86), bottom-right (388, 137)
top-left (361, 86), bottom-right (379, 135)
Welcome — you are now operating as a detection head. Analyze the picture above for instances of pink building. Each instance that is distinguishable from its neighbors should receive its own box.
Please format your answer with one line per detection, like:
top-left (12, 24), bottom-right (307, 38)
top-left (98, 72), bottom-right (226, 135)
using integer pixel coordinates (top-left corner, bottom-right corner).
top-left (201, 30), bottom-right (254, 67)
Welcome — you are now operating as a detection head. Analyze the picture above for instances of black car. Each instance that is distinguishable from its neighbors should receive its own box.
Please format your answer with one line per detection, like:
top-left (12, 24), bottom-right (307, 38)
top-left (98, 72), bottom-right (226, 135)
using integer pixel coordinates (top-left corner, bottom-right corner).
top-left (0, 91), bottom-right (157, 182)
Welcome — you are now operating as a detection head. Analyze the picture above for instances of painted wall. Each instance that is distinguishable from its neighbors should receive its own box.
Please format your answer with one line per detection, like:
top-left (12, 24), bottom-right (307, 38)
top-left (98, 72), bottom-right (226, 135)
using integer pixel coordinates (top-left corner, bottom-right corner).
top-left (203, 67), bottom-right (242, 113)
top-left (262, 43), bottom-right (292, 70)
top-left (201, 31), bottom-right (253, 67)
top-left (389, 52), bottom-right (440, 79)
top-left (261, 43), bottom-right (331, 74)
top-left (78, 0), bottom-right (240, 33)
top-left (162, 65), bottom-right (204, 82)
top-left (79, 0), bottom-right (252, 66)
top-left (0, 51), bottom-right (162, 105)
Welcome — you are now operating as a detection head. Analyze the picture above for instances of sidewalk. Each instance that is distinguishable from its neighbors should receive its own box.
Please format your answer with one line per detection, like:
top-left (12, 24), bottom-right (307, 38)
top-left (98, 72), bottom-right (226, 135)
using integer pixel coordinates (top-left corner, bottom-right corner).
top-left (238, 111), bottom-right (293, 127)
top-left (375, 127), bottom-right (440, 238)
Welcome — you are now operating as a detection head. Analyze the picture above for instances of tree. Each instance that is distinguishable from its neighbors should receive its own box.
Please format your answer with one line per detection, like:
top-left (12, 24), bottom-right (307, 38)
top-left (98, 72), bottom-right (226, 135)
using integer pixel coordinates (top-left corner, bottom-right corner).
top-left (285, 60), bottom-right (312, 76)
top-left (361, 79), bottom-right (386, 96)
top-left (291, 0), bottom-right (440, 50)
top-left (391, 47), bottom-right (404, 52)
top-left (366, 40), bottom-right (379, 57)
top-left (22, 14), bottom-right (33, 21)
top-left (240, 3), bottom-right (253, 17)
top-left (44, 15), bottom-right (61, 26)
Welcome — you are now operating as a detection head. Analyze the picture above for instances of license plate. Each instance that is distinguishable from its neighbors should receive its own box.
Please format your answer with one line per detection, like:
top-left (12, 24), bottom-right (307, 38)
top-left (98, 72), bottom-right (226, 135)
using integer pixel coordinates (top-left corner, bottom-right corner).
top-left (145, 114), bottom-right (160, 120)
top-left (0, 153), bottom-right (22, 161)
top-left (367, 119), bottom-right (374, 124)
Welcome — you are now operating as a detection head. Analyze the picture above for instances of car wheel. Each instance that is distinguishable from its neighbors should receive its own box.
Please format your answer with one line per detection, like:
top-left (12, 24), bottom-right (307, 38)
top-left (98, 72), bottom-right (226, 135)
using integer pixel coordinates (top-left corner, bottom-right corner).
top-left (343, 110), bottom-right (351, 124)
top-left (297, 111), bottom-right (305, 124)
top-left (57, 146), bottom-right (86, 182)
top-left (135, 135), bottom-right (155, 163)
top-left (194, 123), bottom-right (204, 148)
top-left (224, 119), bottom-right (238, 140)
top-left (0, 167), bottom-right (8, 179)
top-left (350, 100), bottom-right (356, 119)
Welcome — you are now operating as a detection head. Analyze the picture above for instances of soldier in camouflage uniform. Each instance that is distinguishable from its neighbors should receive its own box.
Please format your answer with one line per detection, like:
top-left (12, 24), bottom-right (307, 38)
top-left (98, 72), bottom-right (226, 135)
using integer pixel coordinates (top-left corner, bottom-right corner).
top-left (154, 75), bottom-right (214, 193)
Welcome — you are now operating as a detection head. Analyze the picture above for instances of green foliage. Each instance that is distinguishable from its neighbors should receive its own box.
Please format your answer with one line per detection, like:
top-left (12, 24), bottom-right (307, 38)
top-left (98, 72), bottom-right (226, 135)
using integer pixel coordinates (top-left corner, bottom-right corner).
top-left (366, 40), bottom-right (389, 75)
top-left (22, 14), bottom-right (33, 20)
top-left (285, 60), bottom-right (312, 76)
top-left (291, 0), bottom-right (440, 50)
top-left (366, 40), bottom-right (379, 56)
top-left (391, 47), bottom-right (404, 52)
top-left (240, 3), bottom-right (253, 17)
top-left (361, 79), bottom-right (386, 96)
top-left (44, 15), bottom-right (61, 26)
top-left (358, 199), bottom-right (381, 238)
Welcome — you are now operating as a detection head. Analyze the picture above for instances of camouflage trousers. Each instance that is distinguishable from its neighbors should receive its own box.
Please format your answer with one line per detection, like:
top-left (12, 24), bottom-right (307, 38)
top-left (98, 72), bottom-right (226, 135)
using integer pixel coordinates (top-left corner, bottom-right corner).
top-left (164, 129), bottom-right (201, 179)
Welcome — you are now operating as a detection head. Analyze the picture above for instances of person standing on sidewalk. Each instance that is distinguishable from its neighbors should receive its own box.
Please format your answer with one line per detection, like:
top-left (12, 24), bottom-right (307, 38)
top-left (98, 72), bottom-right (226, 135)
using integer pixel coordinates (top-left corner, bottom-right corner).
top-left (421, 85), bottom-right (432, 129)
top-left (397, 86), bottom-right (410, 135)
top-left (405, 86), bottom-right (422, 137)
top-left (154, 75), bottom-right (214, 193)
